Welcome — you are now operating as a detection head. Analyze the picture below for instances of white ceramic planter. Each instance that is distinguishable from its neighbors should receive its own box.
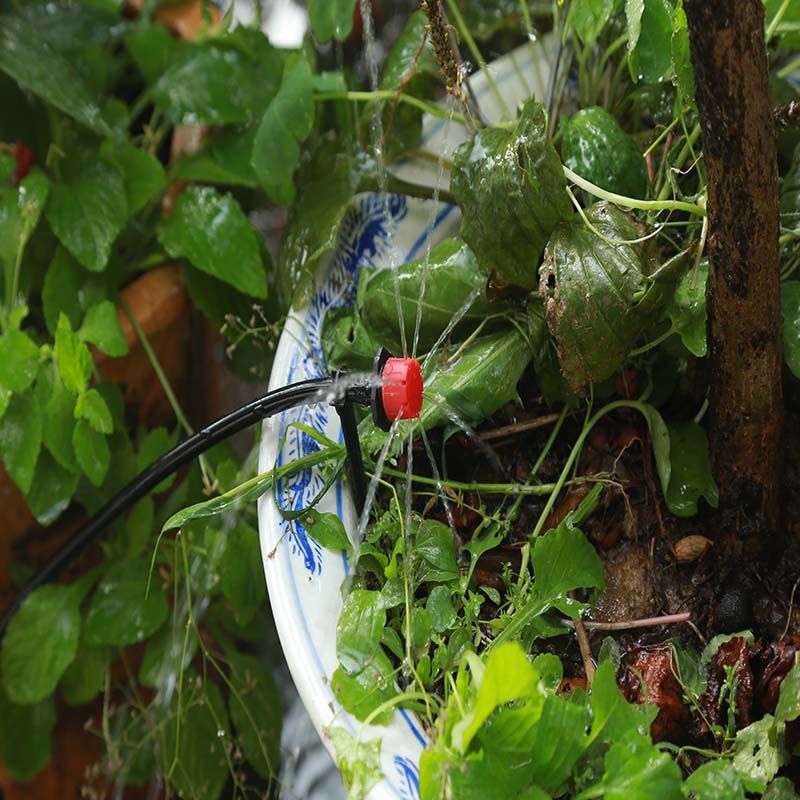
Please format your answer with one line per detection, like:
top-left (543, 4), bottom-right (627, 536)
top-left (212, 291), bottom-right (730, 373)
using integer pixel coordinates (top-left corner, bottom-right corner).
top-left (258, 44), bottom-right (551, 799)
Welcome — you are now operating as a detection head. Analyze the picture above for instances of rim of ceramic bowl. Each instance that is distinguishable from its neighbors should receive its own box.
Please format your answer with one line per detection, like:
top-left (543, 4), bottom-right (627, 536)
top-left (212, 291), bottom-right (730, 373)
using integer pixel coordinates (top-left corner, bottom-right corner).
top-left (257, 42), bottom-right (554, 799)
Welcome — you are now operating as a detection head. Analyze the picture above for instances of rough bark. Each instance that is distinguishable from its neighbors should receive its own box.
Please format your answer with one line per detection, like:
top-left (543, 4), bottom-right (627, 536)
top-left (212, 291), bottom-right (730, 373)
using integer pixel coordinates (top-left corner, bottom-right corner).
top-left (684, 0), bottom-right (783, 552)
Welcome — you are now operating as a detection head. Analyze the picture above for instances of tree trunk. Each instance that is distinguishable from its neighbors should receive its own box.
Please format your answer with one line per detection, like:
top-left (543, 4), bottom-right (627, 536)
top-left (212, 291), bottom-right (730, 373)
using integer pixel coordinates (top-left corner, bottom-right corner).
top-left (684, 0), bottom-right (783, 554)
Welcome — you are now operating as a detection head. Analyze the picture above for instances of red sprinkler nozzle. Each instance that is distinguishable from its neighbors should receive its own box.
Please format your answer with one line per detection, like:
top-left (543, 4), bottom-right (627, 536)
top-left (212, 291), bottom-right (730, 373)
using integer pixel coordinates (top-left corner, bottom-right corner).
top-left (381, 357), bottom-right (423, 422)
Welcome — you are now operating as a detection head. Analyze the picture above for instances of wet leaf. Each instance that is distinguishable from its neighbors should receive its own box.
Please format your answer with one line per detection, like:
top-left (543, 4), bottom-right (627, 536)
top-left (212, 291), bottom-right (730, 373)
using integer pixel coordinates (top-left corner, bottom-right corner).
top-left (153, 34), bottom-right (283, 125)
top-left (683, 761), bottom-right (746, 800)
top-left (337, 588), bottom-right (386, 675)
top-left (763, 778), bottom-right (800, 800)
top-left (26, 451), bottom-right (79, 525)
top-left (540, 202), bottom-right (680, 392)
top-left (0, 329), bottom-right (40, 392)
top-left (629, 0), bottom-right (673, 84)
top-left (322, 305), bottom-right (383, 372)
top-left (158, 186), bottom-right (267, 298)
top-left (0, 167), bottom-right (49, 274)
top-left (781, 282), bottom-right (800, 380)
top-left (84, 558), bottom-right (169, 646)
top-left (414, 519), bottom-right (459, 584)
top-left (451, 99), bottom-right (572, 288)
top-left (73, 418), bottom-right (110, 486)
top-left (55, 313), bottom-right (92, 393)
top-left (60, 638), bottom-right (108, 706)
top-left (228, 651), bottom-right (282, 778)
top-left (173, 125), bottom-right (259, 188)
top-left (665, 421), bottom-right (718, 517)
top-left (596, 732), bottom-right (683, 799)
top-left (328, 725), bottom-right (382, 800)
top-left (16, 1), bottom-right (126, 52)
top-left (561, 106), bottom-right (648, 199)
top-left (671, 0), bottom-right (694, 100)
top-left (0, 685), bottom-right (56, 782)
top-left (138, 624), bottom-right (198, 688)
top-left (252, 59), bottom-right (314, 206)
top-left (732, 715), bottom-right (784, 786)
top-left (0, 388), bottom-right (42, 493)
top-left (640, 402), bottom-right (672, 495)
top-left (427, 585), bottom-right (457, 632)
top-left (569, 0), bottom-right (615, 45)
top-left (75, 388), bottom-right (114, 434)
top-left (332, 648), bottom-right (397, 724)
top-left (357, 238), bottom-right (500, 356)
top-left (1, 581), bottom-right (86, 704)
top-left (307, 0), bottom-right (357, 42)
top-left (304, 509), bottom-right (351, 551)
top-left (42, 369), bottom-right (77, 471)
top-left (667, 261), bottom-right (707, 357)
top-left (220, 523), bottom-right (265, 625)
top-left (101, 139), bottom-right (165, 215)
top-left (79, 299), bottom-right (128, 357)
top-left (0, 14), bottom-right (109, 134)
top-left (46, 158), bottom-right (127, 272)
top-left (775, 655), bottom-right (800, 723)
top-left (380, 10), bottom-right (437, 89)
top-left (42, 247), bottom-right (84, 334)
top-left (590, 660), bottom-right (657, 744)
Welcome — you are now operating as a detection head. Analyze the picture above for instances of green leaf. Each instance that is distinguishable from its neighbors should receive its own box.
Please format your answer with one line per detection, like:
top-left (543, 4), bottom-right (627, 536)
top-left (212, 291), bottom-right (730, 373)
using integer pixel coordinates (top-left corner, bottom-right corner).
top-left (0, 329), bottom-right (40, 391)
top-left (136, 425), bottom-right (179, 492)
top-left (60, 638), bottom-right (108, 706)
top-left (0, 167), bottom-right (50, 279)
top-left (561, 106), bottom-right (648, 199)
top-left (671, 0), bottom-right (695, 100)
top-left (427, 585), bottom-right (457, 633)
top-left (667, 261), bottom-right (708, 357)
top-left (55, 313), bottom-right (92, 393)
top-left (569, 0), bottom-right (615, 45)
top-left (380, 10), bottom-right (437, 89)
top-left (639, 402), bottom-right (672, 496)
top-left (219, 523), bottom-right (265, 625)
top-left (0, 14), bottom-right (109, 134)
top-left (42, 369), bottom-right (78, 471)
top-left (307, 0), bottom-right (357, 41)
top-left (73, 418), bottom-right (110, 486)
top-left (1, 582), bottom-right (84, 704)
top-left (0, 388), bottom-right (42, 493)
top-left (26, 450), bottom-right (79, 525)
top-left (304, 509), bottom-right (351, 551)
top-left (252, 59), bottom-right (314, 206)
top-left (125, 21), bottom-right (186, 84)
top-left (332, 648), bottom-right (397, 724)
top-left (733, 715), bottom-right (784, 786)
top-left (138, 623), bottom-right (198, 688)
top-left (781, 282), bottom-right (800, 380)
top-left (683, 761), bottom-right (746, 800)
top-left (629, 0), bottom-right (673, 84)
top-left (42, 247), bottom-right (85, 334)
top-left (763, 778), bottom-right (800, 800)
top-left (100, 139), bottom-right (165, 215)
top-left (540, 203), bottom-right (682, 392)
top-left (337, 589), bottom-right (386, 675)
top-left (173, 125), bottom-right (259, 187)
top-left (16, 2), bottom-right (126, 52)
top-left (775, 655), bottom-right (800, 724)
top-left (228, 652), bottom-right (282, 779)
top-left (599, 732), bottom-right (683, 799)
top-left (451, 99), bottom-right (572, 288)
top-left (153, 34), bottom-right (283, 125)
top-left (46, 158), bottom-right (128, 271)
top-left (665, 421), bottom-right (718, 516)
top-left (414, 519), bottom-right (459, 584)
top-left (75, 387), bottom-right (114, 434)
top-left (0, 685), bottom-right (56, 782)
top-left (79, 299), bottom-right (128, 357)
top-left (452, 642), bottom-right (543, 753)
top-left (84, 558), bottom-right (169, 646)
top-left (162, 676), bottom-right (229, 800)
top-left (589, 661), bottom-right (656, 745)
top-left (157, 186), bottom-right (267, 297)
top-left (328, 725), bottom-right (383, 799)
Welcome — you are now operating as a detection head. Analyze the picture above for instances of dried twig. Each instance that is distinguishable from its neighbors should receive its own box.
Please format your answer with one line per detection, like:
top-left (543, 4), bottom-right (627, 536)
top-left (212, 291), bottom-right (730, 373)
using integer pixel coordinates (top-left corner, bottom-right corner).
top-left (478, 412), bottom-right (563, 442)
top-left (562, 612), bottom-right (691, 632)
top-left (573, 617), bottom-right (596, 683)
top-left (780, 576), bottom-right (800, 641)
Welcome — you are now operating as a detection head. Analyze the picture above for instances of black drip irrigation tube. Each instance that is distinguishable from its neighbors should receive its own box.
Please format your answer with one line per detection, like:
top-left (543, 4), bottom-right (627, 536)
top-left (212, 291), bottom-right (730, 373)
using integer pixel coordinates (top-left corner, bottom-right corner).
top-left (0, 351), bottom-right (424, 640)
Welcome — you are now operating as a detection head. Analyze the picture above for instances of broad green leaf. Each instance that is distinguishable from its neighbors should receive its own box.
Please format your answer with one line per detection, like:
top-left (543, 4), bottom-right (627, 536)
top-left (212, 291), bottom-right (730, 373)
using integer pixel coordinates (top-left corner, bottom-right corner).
top-left (55, 313), bottom-right (92, 393)
top-left (162, 677), bottom-right (229, 800)
top-left (307, 0), bottom-right (357, 41)
top-left (173, 125), bottom-right (259, 187)
top-left (569, 0), bottom-right (614, 45)
top-left (332, 649), bottom-right (397, 724)
top-left (328, 726), bottom-right (382, 800)
top-left (45, 159), bottom-right (128, 271)
top-left (16, 2), bottom-right (126, 51)
top-left (665, 421), bottom-right (718, 516)
top-left (427, 585), bottom-right (457, 632)
top-left (561, 106), bottom-right (648, 199)
top-left (42, 369), bottom-right (77, 470)
top-left (252, 59), bottom-right (314, 206)
top-left (0, 14), bottom-right (109, 134)
top-left (60, 638), bottom-right (108, 706)
top-left (0, 167), bottom-right (50, 280)
top-left (75, 387), bottom-right (114, 434)
top-left (452, 642), bottom-right (543, 753)
top-left (589, 661), bottom-right (656, 745)
top-left (136, 425), bottom-right (178, 492)
top-left (42, 247), bottom-right (84, 334)
top-left (0, 686), bottom-right (56, 782)
top-left (540, 203), bottom-right (682, 392)
top-left (85, 558), bottom-right (169, 646)
top-left (0, 388), bottom-right (42, 493)
top-left (79, 299), bottom-right (128, 356)
top-left (600, 733), bottom-right (683, 799)
top-left (414, 519), bottom-right (459, 584)
top-left (125, 21), bottom-right (185, 84)
top-left (781, 282), bottom-right (800, 380)
top-left (451, 99), bottom-right (572, 288)
top-left (733, 715), bottom-right (784, 786)
top-left (1, 582), bottom-right (85, 704)
top-left (639, 402), bottom-right (672, 496)
top-left (101, 139), bottom-right (165, 214)
top-left (336, 588), bottom-right (386, 675)
top-left (775, 655), bottom-right (800, 723)
top-left (157, 186), bottom-right (267, 297)
top-left (228, 652), bottom-right (282, 779)
top-left (73, 418), bottom-right (110, 486)
top-left (380, 10), bottom-right (437, 89)
top-left (219, 523), bottom-right (266, 625)
top-left (138, 623), bottom-right (198, 688)
top-left (0, 384), bottom-right (8, 421)
top-left (671, 0), bottom-right (694, 100)
top-left (153, 34), bottom-right (283, 125)
top-left (629, 0), bottom-right (673, 84)
top-left (683, 761), bottom-right (746, 800)
top-left (304, 509), bottom-right (351, 551)
top-left (357, 239), bottom-right (499, 356)
top-left (26, 450), bottom-right (79, 525)
top-left (764, 778), bottom-right (800, 800)
top-left (0, 329), bottom-right (40, 391)
top-left (667, 261), bottom-right (707, 357)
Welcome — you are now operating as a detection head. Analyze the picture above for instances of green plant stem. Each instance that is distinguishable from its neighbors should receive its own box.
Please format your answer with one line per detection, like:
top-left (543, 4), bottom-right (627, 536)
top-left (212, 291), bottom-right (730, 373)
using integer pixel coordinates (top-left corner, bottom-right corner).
top-left (655, 122), bottom-right (702, 203)
top-left (313, 90), bottom-right (467, 126)
top-left (777, 55), bottom-right (800, 79)
top-left (563, 165), bottom-right (707, 216)
top-left (767, 0), bottom-right (792, 40)
top-left (628, 326), bottom-right (676, 357)
top-left (382, 174), bottom-right (457, 205)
